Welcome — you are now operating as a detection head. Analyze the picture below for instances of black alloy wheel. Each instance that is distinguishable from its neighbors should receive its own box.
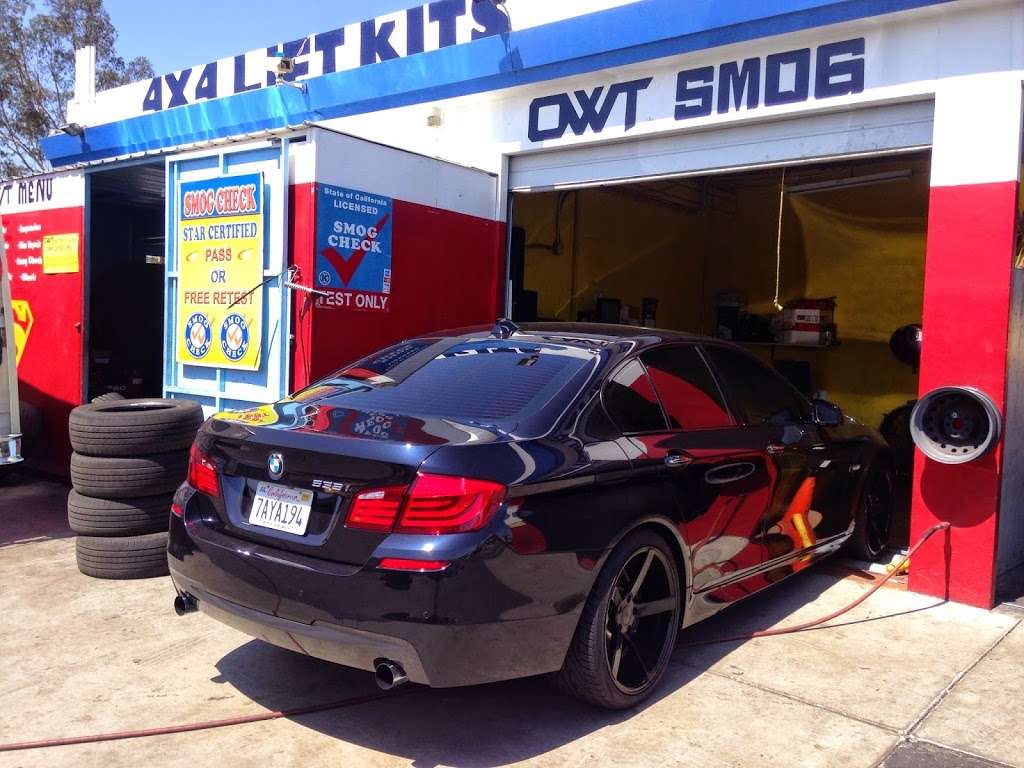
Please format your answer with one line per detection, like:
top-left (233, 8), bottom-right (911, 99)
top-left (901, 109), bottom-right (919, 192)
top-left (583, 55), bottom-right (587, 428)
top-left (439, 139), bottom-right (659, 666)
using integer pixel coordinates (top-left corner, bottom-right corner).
top-left (850, 464), bottom-right (894, 561)
top-left (555, 530), bottom-right (682, 709)
top-left (606, 546), bottom-right (679, 694)
top-left (864, 470), bottom-right (893, 557)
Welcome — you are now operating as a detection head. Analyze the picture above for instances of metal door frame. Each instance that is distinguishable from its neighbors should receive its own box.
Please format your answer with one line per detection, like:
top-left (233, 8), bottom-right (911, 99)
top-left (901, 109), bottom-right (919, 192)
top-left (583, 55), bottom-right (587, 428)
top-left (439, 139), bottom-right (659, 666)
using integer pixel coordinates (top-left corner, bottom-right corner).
top-left (163, 135), bottom-right (301, 413)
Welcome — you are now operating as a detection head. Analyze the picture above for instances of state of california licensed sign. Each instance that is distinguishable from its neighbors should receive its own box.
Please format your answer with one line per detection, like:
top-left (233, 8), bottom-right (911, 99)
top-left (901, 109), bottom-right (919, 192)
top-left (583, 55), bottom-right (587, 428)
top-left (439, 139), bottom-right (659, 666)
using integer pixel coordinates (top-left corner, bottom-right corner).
top-left (175, 173), bottom-right (264, 370)
top-left (314, 184), bottom-right (392, 312)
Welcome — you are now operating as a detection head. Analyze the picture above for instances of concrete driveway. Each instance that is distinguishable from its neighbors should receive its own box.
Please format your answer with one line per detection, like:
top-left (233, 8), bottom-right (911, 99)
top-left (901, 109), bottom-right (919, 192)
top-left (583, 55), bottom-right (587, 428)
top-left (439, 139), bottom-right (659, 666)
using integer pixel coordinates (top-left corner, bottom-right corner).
top-left (1, 474), bottom-right (1022, 768)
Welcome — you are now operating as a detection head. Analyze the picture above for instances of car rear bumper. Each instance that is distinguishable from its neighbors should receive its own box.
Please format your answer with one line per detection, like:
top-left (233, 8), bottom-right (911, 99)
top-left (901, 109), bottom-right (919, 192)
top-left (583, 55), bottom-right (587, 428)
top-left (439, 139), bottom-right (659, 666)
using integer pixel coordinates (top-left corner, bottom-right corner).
top-left (178, 581), bottom-right (434, 684)
top-left (168, 503), bottom-right (585, 688)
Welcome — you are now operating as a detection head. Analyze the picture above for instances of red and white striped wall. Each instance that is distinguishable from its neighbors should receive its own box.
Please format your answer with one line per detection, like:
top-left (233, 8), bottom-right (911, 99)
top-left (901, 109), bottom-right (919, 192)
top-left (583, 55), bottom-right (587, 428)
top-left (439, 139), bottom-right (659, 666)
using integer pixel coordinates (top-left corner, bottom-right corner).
top-left (909, 74), bottom-right (1024, 608)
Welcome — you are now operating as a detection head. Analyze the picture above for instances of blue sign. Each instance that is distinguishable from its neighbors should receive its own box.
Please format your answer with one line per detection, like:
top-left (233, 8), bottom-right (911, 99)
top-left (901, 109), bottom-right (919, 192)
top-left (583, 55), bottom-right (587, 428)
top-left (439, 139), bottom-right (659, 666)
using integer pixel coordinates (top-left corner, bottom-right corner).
top-left (315, 185), bottom-right (393, 311)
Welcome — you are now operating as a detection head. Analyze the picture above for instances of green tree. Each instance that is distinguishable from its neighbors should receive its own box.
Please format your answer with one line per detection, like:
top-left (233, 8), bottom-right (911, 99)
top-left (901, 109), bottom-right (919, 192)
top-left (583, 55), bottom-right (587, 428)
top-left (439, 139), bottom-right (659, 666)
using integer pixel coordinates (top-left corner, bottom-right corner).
top-left (0, 0), bottom-right (152, 178)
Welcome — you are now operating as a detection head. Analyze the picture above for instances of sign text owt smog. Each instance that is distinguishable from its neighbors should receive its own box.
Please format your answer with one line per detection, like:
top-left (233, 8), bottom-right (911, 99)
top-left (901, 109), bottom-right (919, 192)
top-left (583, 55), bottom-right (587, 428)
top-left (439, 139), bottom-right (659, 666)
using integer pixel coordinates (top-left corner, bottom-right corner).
top-left (527, 38), bottom-right (866, 141)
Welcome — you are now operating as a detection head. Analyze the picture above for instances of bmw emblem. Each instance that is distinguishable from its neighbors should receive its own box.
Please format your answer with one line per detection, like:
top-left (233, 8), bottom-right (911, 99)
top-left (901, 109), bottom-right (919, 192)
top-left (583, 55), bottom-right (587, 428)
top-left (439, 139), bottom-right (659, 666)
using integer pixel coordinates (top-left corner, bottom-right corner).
top-left (267, 452), bottom-right (284, 480)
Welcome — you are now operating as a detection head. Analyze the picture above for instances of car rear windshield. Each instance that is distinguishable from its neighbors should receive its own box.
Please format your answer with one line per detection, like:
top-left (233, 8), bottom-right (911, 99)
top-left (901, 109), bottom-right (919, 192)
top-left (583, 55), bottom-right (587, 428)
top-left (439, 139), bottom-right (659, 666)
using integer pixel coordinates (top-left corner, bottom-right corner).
top-left (315, 340), bottom-right (599, 434)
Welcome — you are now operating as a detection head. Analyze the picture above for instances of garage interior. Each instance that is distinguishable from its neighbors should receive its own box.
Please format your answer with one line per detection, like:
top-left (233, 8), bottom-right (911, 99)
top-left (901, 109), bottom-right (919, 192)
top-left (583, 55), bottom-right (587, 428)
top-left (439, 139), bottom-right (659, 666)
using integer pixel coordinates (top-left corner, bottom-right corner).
top-left (510, 152), bottom-right (931, 547)
top-left (87, 162), bottom-right (167, 400)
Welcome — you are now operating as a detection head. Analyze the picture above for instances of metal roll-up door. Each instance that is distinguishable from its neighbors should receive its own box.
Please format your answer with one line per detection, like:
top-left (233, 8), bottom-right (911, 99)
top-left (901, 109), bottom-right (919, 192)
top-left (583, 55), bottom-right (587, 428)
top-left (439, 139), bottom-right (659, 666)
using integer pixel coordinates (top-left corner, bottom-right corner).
top-left (509, 100), bottom-right (934, 191)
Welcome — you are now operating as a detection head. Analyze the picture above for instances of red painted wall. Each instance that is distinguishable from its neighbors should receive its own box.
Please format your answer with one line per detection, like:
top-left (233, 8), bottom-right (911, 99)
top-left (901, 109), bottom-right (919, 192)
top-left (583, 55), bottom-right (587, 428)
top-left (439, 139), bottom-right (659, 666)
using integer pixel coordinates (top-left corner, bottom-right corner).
top-left (289, 185), bottom-right (505, 390)
top-left (909, 180), bottom-right (1020, 607)
top-left (289, 182), bottom-right (317, 391)
top-left (1, 206), bottom-right (85, 475)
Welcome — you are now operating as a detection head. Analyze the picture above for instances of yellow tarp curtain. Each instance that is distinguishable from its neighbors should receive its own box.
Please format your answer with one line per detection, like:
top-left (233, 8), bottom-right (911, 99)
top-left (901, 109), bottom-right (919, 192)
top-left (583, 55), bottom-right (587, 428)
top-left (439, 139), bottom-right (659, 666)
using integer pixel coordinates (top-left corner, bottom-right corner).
top-left (787, 193), bottom-right (926, 427)
top-left (515, 184), bottom-right (928, 431)
top-left (788, 194), bottom-right (926, 344)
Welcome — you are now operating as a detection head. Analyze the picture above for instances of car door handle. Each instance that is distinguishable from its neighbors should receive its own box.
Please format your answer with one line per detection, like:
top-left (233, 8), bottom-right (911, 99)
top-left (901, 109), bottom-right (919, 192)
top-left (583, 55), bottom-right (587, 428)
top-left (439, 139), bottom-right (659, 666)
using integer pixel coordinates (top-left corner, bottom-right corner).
top-left (705, 462), bottom-right (757, 485)
top-left (664, 451), bottom-right (692, 468)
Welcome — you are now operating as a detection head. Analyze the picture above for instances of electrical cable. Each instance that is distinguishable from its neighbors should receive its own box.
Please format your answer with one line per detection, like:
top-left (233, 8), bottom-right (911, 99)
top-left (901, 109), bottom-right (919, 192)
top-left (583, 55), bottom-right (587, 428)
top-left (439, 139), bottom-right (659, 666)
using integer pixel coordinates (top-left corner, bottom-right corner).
top-left (0, 522), bottom-right (951, 753)
top-left (678, 521), bottom-right (950, 648)
top-left (0, 688), bottom-right (416, 754)
top-left (772, 166), bottom-right (787, 311)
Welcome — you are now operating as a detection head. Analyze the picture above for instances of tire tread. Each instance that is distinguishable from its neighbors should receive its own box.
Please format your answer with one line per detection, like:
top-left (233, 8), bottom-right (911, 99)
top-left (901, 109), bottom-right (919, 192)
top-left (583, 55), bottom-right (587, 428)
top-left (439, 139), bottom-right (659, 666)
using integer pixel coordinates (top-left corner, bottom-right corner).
top-left (69, 399), bottom-right (202, 457)
top-left (67, 490), bottom-right (172, 536)
top-left (70, 452), bottom-right (188, 498)
top-left (75, 532), bottom-right (169, 580)
top-left (553, 529), bottom-right (681, 709)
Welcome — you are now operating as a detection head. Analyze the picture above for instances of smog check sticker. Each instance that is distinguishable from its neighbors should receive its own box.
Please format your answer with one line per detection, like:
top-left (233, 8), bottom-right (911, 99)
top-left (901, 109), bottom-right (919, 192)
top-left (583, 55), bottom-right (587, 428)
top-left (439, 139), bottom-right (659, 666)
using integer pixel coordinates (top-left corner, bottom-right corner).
top-left (184, 312), bottom-right (212, 359)
top-left (220, 313), bottom-right (250, 362)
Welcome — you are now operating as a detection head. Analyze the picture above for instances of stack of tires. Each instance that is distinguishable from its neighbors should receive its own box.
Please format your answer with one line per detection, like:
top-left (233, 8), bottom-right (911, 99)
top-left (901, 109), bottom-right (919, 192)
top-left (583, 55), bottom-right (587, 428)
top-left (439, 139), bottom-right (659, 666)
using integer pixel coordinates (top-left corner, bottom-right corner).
top-left (68, 397), bottom-right (203, 580)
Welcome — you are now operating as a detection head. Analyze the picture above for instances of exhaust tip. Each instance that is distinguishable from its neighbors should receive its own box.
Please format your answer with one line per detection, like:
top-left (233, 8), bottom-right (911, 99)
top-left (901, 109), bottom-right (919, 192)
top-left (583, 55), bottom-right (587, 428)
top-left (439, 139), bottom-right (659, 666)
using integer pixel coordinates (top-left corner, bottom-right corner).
top-left (174, 594), bottom-right (198, 616)
top-left (374, 660), bottom-right (408, 690)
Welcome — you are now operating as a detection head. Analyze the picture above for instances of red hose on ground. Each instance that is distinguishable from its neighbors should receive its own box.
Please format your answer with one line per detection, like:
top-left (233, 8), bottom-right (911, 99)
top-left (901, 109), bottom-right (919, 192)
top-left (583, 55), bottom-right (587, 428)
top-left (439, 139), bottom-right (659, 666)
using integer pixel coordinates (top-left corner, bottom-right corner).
top-left (0, 522), bottom-right (950, 753)
top-left (0, 688), bottom-right (416, 753)
top-left (678, 521), bottom-right (951, 647)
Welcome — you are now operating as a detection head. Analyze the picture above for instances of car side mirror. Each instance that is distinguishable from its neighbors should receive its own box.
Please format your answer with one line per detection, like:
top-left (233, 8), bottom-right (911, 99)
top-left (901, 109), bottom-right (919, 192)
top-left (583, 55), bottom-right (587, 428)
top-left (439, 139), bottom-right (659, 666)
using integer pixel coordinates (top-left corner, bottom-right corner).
top-left (812, 399), bottom-right (843, 427)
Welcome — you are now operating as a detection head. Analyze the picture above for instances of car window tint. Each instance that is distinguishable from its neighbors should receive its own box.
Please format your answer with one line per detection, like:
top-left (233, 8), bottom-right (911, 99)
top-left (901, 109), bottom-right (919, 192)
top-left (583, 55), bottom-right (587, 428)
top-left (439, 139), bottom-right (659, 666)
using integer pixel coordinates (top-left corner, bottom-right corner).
top-left (343, 339), bottom-right (436, 377)
top-left (641, 346), bottom-right (732, 430)
top-left (703, 346), bottom-right (808, 425)
top-left (308, 340), bottom-right (597, 431)
top-left (603, 359), bottom-right (666, 433)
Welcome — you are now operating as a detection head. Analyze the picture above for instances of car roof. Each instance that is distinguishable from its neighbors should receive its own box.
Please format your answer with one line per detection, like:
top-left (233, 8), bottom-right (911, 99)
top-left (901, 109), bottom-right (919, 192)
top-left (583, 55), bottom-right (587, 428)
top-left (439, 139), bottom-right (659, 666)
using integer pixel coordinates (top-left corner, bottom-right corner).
top-left (419, 321), bottom-right (711, 349)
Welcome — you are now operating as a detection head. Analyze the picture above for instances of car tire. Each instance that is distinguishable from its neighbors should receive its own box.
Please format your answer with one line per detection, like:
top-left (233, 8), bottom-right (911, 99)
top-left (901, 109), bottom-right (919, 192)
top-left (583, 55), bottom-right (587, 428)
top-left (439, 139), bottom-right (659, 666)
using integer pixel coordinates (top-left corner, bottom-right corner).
top-left (553, 529), bottom-right (682, 709)
top-left (70, 451), bottom-right (188, 498)
top-left (848, 462), bottom-right (894, 562)
top-left (67, 490), bottom-right (173, 536)
top-left (91, 392), bottom-right (126, 403)
top-left (69, 398), bottom-right (203, 457)
top-left (76, 532), bottom-right (170, 580)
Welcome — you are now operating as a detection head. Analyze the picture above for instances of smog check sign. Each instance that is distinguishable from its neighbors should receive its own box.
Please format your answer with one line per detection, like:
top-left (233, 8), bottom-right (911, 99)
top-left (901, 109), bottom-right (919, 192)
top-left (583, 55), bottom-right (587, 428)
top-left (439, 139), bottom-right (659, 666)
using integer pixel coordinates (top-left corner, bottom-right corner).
top-left (314, 184), bottom-right (392, 312)
top-left (175, 173), bottom-right (263, 370)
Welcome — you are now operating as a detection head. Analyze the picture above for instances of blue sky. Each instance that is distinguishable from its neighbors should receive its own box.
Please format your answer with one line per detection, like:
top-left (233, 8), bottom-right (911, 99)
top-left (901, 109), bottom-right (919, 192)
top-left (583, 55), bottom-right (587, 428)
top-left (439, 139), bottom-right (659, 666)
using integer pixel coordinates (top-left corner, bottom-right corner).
top-left (105, 1), bottom-right (415, 75)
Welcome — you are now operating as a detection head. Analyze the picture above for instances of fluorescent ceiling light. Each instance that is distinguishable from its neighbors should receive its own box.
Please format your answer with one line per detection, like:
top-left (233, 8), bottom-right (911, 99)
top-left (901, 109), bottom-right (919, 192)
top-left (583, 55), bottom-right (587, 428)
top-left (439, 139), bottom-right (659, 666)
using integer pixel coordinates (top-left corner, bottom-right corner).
top-left (787, 170), bottom-right (912, 194)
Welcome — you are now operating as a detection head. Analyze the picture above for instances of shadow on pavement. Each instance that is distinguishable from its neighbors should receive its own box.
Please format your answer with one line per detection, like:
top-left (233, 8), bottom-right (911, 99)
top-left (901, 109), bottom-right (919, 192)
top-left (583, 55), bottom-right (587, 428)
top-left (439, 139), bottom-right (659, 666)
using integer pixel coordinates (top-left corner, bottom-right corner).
top-left (0, 471), bottom-right (72, 547)
top-left (214, 566), bottom-right (850, 768)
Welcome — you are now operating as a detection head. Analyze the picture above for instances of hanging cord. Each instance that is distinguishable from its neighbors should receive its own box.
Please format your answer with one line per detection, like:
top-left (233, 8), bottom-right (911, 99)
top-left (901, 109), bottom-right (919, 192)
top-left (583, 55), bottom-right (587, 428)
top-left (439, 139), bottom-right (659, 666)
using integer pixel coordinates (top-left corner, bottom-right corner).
top-left (221, 266), bottom-right (327, 382)
top-left (226, 270), bottom-right (284, 312)
top-left (772, 167), bottom-right (787, 311)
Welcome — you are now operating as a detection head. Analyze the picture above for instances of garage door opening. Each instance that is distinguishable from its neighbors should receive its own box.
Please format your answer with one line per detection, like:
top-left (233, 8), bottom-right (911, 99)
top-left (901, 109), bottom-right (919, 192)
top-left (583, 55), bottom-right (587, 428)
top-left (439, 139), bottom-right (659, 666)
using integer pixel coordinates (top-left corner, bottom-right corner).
top-left (510, 152), bottom-right (931, 547)
top-left (87, 162), bottom-right (166, 400)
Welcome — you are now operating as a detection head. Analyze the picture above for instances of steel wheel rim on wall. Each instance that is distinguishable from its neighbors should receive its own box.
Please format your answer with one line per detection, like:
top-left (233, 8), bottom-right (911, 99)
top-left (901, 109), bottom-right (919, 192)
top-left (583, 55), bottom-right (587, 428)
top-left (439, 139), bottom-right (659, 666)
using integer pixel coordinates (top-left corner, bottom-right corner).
top-left (604, 546), bottom-right (679, 695)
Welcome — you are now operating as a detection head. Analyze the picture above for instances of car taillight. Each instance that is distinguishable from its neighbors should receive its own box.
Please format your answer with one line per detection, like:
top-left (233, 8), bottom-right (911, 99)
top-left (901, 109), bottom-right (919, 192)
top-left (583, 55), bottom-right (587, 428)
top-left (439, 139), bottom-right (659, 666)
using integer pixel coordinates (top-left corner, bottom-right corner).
top-left (396, 473), bottom-right (506, 535)
top-left (345, 473), bottom-right (507, 535)
top-left (188, 443), bottom-right (220, 498)
top-left (346, 485), bottom-right (407, 531)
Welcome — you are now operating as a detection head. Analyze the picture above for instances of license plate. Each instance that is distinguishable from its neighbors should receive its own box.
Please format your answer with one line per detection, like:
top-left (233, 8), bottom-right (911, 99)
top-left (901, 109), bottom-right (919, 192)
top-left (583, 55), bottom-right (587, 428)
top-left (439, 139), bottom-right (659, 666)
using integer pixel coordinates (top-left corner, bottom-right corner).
top-left (248, 482), bottom-right (314, 536)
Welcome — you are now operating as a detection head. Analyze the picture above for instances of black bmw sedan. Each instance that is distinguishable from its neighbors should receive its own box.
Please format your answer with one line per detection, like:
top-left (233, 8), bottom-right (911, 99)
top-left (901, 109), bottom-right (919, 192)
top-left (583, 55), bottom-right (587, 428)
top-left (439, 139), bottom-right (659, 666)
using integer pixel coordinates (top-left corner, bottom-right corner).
top-left (168, 322), bottom-right (892, 709)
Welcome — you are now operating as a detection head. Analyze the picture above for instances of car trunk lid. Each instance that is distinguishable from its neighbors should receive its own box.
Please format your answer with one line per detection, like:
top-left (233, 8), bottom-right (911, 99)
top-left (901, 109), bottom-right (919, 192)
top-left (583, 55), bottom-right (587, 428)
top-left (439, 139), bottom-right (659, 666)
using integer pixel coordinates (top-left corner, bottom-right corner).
top-left (202, 402), bottom-right (511, 567)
